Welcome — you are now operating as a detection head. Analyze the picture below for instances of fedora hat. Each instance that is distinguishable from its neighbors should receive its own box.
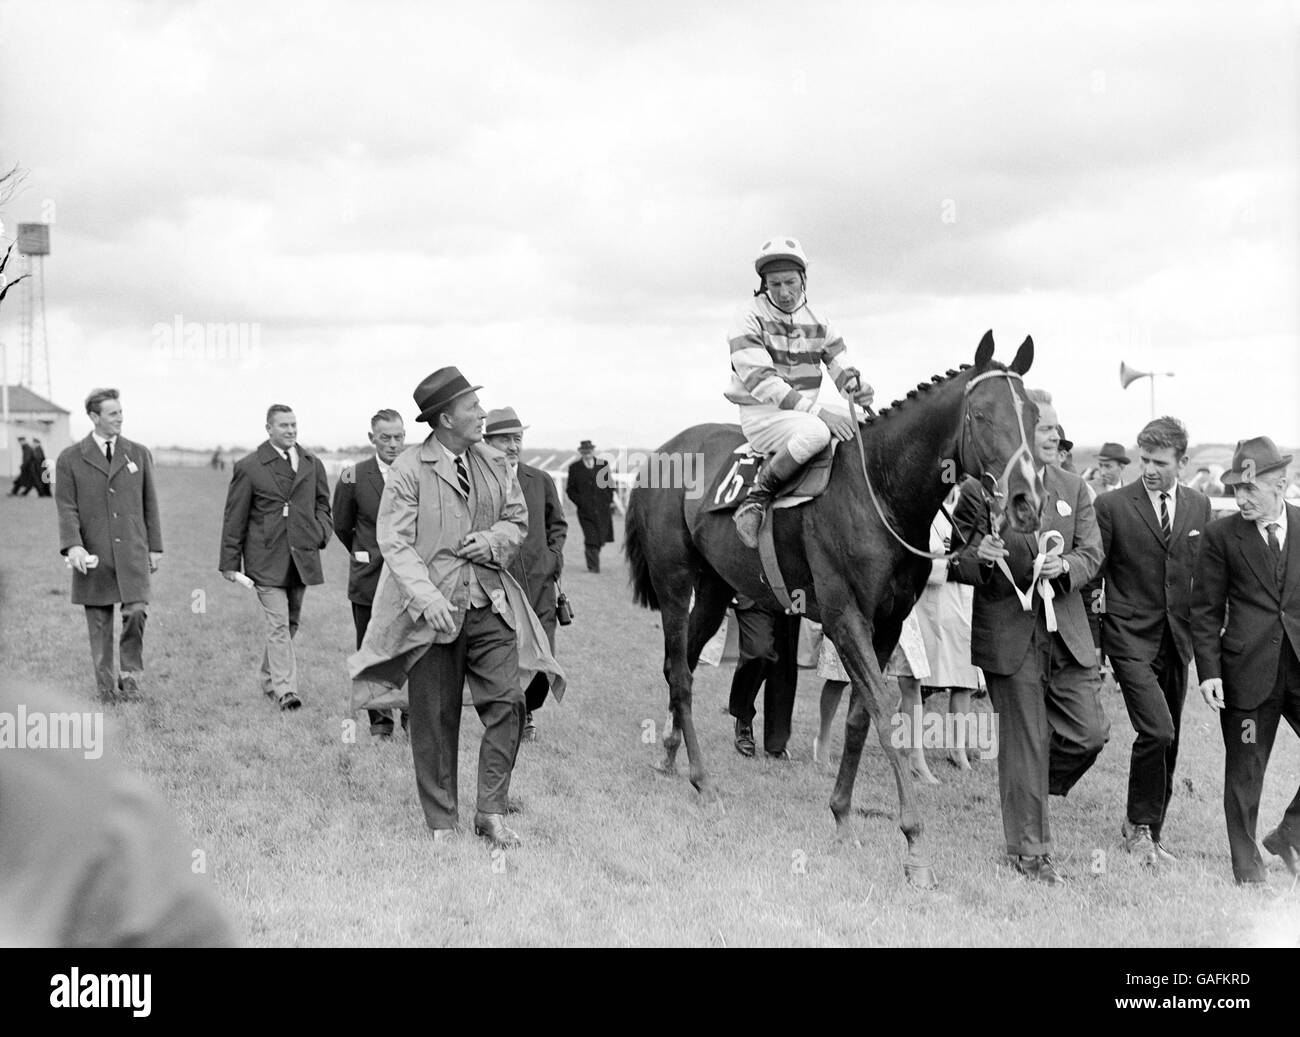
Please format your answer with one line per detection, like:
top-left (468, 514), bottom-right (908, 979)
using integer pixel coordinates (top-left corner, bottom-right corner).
top-left (1222, 436), bottom-right (1293, 486)
top-left (413, 367), bottom-right (481, 424)
top-left (1056, 426), bottom-right (1074, 452)
top-left (484, 407), bottom-right (528, 437)
top-left (578, 439), bottom-right (595, 451)
top-left (1098, 442), bottom-right (1131, 465)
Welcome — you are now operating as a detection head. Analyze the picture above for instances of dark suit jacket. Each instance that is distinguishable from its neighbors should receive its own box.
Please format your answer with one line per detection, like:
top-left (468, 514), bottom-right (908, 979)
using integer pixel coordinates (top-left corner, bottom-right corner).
top-left (219, 441), bottom-right (331, 586)
top-left (55, 435), bottom-right (164, 606)
top-left (332, 455), bottom-right (386, 606)
top-left (511, 462), bottom-right (567, 625)
top-left (1191, 504), bottom-right (1300, 710)
top-left (1096, 481), bottom-right (1211, 665)
top-left (951, 466), bottom-right (1103, 675)
top-left (566, 458), bottom-right (615, 542)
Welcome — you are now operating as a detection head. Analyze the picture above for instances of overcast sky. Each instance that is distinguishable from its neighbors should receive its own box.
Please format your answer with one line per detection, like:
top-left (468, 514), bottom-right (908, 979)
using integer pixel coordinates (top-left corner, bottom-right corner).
top-left (1, 0), bottom-right (1296, 452)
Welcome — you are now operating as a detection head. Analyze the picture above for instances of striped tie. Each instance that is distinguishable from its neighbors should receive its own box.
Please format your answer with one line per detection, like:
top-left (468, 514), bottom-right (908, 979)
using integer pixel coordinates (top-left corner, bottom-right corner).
top-left (455, 455), bottom-right (470, 499)
top-left (1159, 492), bottom-right (1171, 545)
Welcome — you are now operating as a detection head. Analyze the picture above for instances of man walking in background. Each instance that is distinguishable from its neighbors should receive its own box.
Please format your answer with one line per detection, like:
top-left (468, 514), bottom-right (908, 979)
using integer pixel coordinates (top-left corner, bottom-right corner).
top-left (567, 439), bottom-right (615, 573)
top-left (55, 388), bottom-right (163, 701)
top-left (9, 436), bottom-right (34, 495)
top-left (484, 406), bottom-right (567, 741)
top-left (220, 404), bottom-right (332, 712)
top-left (1095, 417), bottom-right (1211, 868)
top-left (334, 408), bottom-right (408, 739)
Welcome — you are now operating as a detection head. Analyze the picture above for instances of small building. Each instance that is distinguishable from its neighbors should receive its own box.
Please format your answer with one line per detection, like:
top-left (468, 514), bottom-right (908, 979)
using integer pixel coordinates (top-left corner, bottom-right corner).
top-left (1, 385), bottom-right (72, 481)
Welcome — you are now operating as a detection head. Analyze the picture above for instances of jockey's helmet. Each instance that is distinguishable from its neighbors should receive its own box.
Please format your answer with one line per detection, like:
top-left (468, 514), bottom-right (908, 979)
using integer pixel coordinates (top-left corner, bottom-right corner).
top-left (754, 237), bottom-right (808, 278)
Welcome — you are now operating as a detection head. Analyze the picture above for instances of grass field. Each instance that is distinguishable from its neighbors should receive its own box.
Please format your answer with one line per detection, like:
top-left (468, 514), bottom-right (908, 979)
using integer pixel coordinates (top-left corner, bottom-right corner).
top-left (2, 465), bottom-right (1297, 947)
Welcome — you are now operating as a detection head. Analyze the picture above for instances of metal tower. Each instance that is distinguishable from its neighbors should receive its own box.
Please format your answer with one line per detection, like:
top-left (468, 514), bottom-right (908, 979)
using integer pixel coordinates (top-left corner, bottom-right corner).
top-left (15, 222), bottom-right (50, 400)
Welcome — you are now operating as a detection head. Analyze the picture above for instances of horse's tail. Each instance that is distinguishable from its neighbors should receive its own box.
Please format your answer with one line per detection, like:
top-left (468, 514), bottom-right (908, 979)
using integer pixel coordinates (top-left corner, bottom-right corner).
top-left (623, 489), bottom-right (659, 611)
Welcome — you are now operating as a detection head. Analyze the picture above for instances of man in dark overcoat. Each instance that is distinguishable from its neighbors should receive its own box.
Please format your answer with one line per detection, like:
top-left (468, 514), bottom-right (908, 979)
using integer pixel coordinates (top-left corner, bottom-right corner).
top-left (219, 404), bottom-right (331, 711)
top-left (55, 388), bottom-right (163, 700)
top-left (1191, 436), bottom-right (1300, 885)
top-left (484, 406), bottom-right (567, 740)
top-left (566, 439), bottom-right (615, 572)
top-left (334, 407), bottom-right (409, 738)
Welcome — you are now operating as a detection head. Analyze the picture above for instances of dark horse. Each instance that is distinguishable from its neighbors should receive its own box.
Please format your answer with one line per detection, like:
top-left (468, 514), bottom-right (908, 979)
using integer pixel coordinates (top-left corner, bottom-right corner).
top-left (623, 332), bottom-right (1043, 886)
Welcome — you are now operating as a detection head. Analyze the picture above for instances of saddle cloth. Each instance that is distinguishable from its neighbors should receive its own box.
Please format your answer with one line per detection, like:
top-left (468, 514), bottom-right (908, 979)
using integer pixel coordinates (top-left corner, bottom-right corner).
top-left (702, 441), bottom-right (838, 514)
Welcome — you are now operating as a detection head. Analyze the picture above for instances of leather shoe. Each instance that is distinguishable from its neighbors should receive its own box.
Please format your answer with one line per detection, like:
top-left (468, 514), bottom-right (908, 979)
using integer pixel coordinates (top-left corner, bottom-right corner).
top-left (117, 674), bottom-right (141, 698)
top-left (734, 718), bottom-right (755, 757)
top-left (278, 692), bottom-right (302, 711)
top-left (473, 812), bottom-right (522, 848)
top-left (1262, 828), bottom-right (1299, 877)
top-left (430, 825), bottom-right (462, 844)
top-left (1152, 839), bottom-right (1178, 864)
top-left (1121, 820), bottom-right (1159, 867)
top-left (1008, 854), bottom-right (1067, 886)
top-left (766, 748), bottom-right (792, 760)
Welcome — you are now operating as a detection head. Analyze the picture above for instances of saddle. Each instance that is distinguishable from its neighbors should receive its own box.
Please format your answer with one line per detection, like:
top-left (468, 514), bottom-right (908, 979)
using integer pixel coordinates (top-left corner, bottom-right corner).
top-left (702, 440), bottom-right (838, 515)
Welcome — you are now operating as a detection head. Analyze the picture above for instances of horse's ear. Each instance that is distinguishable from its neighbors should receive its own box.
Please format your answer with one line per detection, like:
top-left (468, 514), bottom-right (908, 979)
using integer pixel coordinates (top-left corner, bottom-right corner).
top-left (974, 330), bottom-right (995, 369)
top-left (1010, 335), bottom-right (1034, 375)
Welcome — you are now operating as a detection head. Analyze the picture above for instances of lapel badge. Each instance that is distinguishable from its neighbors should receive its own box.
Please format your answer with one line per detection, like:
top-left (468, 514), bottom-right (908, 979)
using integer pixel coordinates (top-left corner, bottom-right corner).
top-left (1056, 499), bottom-right (1072, 517)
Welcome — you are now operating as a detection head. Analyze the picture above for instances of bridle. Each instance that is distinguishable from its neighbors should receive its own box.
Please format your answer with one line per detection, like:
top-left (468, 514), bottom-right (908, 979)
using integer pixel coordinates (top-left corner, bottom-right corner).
top-left (846, 367), bottom-right (1034, 561)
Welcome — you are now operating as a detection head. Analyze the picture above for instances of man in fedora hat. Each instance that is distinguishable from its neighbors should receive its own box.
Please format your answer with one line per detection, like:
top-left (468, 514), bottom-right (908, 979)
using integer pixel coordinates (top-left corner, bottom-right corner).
top-left (567, 439), bottom-right (615, 573)
top-left (484, 406), bottom-right (567, 741)
top-left (1087, 442), bottom-right (1131, 499)
top-left (220, 404), bottom-right (332, 711)
top-left (359, 368), bottom-right (531, 848)
top-left (1095, 416), bottom-right (1212, 868)
top-left (333, 407), bottom-right (409, 740)
top-left (1192, 435), bottom-right (1300, 885)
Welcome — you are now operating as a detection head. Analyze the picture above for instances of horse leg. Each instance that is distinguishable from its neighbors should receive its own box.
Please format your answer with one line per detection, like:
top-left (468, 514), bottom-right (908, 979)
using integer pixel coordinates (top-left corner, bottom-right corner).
top-left (652, 596), bottom-right (690, 778)
top-left (828, 610), bottom-right (937, 889)
top-left (686, 568), bottom-right (735, 671)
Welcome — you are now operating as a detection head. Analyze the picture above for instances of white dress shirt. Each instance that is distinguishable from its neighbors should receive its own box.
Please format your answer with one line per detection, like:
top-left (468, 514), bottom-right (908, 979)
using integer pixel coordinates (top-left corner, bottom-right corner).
top-left (275, 444), bottom-right (299, 472)
top-left (1258, 505), bottom-right (1288, 550)
top-left (91, 431), bottom-right (118, 461)
top-left (1146, 484), bottom-right (1176, 530)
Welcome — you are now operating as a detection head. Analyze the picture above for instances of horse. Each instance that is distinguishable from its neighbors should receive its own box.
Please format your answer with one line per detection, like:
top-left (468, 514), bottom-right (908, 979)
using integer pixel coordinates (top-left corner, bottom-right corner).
top-left (623, 331), bottom-right (1043, 887)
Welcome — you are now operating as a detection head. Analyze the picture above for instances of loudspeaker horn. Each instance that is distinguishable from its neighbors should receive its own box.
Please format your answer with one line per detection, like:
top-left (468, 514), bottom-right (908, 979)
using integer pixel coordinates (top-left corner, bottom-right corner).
top-left (1119, 361), bottom-right (1151, 389)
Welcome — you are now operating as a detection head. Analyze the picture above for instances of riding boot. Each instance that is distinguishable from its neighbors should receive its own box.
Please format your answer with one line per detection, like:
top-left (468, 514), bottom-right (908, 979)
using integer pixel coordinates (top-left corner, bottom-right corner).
top-left (733, 445), bottom-right (804, 549)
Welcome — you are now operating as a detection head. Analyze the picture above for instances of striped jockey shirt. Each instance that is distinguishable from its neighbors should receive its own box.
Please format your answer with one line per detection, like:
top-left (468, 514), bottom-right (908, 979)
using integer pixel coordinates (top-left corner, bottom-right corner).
top-left (724, 292), bottom-right (860, 411)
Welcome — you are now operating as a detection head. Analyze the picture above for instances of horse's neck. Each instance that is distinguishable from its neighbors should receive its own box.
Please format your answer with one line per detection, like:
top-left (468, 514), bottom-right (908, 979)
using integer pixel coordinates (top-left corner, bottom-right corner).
top-left (853, 388), bottom-right (963, 528)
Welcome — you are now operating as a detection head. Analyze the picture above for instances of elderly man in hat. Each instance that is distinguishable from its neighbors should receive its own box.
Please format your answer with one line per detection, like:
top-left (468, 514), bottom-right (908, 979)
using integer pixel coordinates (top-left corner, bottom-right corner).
top-left (484, 406), bottom-right (567, 741)
top-left (355, 368), bottom-right (532, 848)
top-left (1088, 442), bottom-right (1131, 499)
top-left (1096, 417), bottom-right (1212, 869)
top-left (567, 439), bottom-right (615, 573)
top-left (1192, 435), bottom-right (1300, 885)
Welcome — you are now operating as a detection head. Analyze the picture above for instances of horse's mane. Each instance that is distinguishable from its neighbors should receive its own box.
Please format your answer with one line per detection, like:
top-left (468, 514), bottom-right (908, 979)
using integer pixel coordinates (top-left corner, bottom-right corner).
top-left (862, 361), bottom-right (982, 425)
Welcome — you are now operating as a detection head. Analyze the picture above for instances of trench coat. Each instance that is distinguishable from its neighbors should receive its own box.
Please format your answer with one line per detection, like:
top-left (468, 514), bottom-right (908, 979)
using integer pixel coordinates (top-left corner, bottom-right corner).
top-left (55, 435), bottom-right (163, 606)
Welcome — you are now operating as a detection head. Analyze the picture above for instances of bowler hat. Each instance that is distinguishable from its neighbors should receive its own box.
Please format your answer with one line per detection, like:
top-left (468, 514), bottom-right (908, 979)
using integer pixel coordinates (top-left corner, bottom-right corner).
top-left (1221, 436), bottom-right (1293, 486)
top-left (484, 407), bottom-right (528, 436)
top-left (413, 367), bottom-right (481, 424)
top-left (1098, 442), bottom-right (1131, 465)
top-left (578, 440), bottom-right (595, 451)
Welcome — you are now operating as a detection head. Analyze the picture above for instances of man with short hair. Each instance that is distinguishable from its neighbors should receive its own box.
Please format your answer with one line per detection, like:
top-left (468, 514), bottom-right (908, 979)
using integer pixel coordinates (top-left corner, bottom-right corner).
top-left (220, 405), bottom-right (332, 711)
top-left (334, 408), bottom-right (409, 739)
top-left (1095, 417), bottom-right (1211, 868)
top-left (1191, 436), bottom-right (1300, 885)
top-left (567, 440), bottom-right (615, 573)
top-left (951, 389), bottom-right (1108, 885)
top-left (55, 388), bottom-right (163, 700)
top-left (484, 407), bottom-right (567, 741)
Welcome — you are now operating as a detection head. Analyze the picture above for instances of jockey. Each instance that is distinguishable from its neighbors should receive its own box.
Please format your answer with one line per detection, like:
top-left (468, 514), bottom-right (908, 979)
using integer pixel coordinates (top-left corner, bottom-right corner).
top-left (726, 237), bottom-right (875, 548)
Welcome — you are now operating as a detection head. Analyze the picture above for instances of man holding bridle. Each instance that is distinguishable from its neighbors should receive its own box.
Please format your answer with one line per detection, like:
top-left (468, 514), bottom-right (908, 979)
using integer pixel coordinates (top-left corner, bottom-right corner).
top-left (726, 237), bottom-right (875, 549)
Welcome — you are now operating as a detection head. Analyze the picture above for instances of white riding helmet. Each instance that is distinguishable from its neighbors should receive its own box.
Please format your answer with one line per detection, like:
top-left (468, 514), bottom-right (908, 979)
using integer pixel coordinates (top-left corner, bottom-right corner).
top-left (754, 236), bottom-right (809, 276)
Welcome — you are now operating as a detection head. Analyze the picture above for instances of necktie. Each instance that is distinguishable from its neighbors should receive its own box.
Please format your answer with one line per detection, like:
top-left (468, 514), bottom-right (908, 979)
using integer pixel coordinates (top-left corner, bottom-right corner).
top-left (455, 455), bottom-right (470, 499)
top-left (1159, 492), bottom-right (1171, 544)
top-left (1266, 522), bottom-right (1284, 587)
top-left (105, 441), bottom-right (113, 465)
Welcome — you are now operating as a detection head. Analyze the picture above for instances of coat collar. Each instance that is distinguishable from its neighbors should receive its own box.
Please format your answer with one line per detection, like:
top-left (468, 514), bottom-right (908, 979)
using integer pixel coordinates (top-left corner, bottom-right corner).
top-left (257, 439), bottom-right (313, 489)
top-left (79, 433), bottom-right (132, 478)
top-left (1232, 508), bottom-right (1289, 602)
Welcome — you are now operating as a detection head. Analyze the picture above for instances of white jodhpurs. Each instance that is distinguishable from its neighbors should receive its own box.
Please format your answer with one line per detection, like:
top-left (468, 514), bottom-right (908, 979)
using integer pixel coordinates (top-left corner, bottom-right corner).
top-left (737, 404), bottom-right (831, 464)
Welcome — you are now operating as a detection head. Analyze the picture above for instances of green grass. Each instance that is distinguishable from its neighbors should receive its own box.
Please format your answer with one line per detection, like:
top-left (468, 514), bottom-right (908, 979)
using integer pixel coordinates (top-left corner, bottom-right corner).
top-left (2, 466), bottom-right (1297, 946)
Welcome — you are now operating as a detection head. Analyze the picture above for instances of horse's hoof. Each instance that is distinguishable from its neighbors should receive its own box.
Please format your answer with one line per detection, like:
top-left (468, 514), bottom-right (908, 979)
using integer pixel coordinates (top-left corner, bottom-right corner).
top-left (695, 783), bottom-right (723, 806)
top-left (833, 819), bottom-right (861, 849)
top-left (904, 862), bottom-right (938, 889)
top-left (649, 760), bottom-right (677, 778)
